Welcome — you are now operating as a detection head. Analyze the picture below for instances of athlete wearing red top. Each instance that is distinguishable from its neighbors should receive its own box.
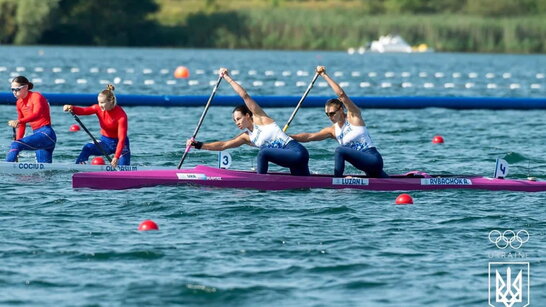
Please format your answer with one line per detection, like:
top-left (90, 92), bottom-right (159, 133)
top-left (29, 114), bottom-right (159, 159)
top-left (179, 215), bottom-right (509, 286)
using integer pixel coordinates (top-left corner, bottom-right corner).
top-left (63, 85), bottom-right (130, 167)
top-left (71, 104), bottom-right (128, 159)
top-left (6, 76), bottom-right (56, 163)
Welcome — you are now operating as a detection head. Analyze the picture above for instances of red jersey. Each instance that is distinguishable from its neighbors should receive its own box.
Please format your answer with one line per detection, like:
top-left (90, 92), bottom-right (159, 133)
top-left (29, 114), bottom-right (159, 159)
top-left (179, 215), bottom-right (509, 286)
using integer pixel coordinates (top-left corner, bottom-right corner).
top-left (72, 104), bottom-right (128, 159)
top-left (16, 91), bottom-right (52, 139)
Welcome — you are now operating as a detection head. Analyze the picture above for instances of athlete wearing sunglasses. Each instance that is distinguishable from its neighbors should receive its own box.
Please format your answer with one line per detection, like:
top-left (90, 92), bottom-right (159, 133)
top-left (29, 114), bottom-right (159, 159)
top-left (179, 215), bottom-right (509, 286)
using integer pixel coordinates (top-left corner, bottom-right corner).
top-left (6, 76), bottom-right (57, 163)
top-left (291, 66), bottom-right (388, 178)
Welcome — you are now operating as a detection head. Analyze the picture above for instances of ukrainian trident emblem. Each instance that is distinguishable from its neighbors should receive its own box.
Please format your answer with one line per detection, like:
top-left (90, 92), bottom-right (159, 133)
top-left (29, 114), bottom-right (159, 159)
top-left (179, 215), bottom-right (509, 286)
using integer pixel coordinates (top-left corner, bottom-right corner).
top-left (488, 262), bottom-right (530, 307)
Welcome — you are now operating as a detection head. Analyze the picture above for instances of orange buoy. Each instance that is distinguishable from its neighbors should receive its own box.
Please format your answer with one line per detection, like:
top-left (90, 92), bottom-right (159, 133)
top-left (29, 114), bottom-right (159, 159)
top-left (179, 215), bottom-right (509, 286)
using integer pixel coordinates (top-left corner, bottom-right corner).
top-left (69, 124), bottom-right (80, 132)
top-left (432, 135), bottom-right (444, 144)
top-left (395, 193), bottom-right (413, 205)
top-left (91, 157), bottom-right (105, 165)
top-left (138, 220), bottom-right (159, 231)
top-left (174, 66), bottom-right (190, 79)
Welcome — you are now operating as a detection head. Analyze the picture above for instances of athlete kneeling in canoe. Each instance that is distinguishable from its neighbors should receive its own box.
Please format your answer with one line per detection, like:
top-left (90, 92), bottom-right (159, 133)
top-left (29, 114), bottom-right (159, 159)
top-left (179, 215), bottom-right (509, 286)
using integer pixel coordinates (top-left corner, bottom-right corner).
top-left (63, 84), bottom-right (130, 168)
top-left (6, 76), bottom-right (57, 163)
top-left (291, 66), bottom-right (388, 178)
top-left (187, 68), bottom-right (310, 176)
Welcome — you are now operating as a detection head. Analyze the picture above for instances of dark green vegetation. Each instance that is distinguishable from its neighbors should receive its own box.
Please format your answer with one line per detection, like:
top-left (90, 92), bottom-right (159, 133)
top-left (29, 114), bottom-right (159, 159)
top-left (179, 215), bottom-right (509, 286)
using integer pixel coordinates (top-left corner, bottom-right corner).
top-left (1, 0), bottom-right (545, 53)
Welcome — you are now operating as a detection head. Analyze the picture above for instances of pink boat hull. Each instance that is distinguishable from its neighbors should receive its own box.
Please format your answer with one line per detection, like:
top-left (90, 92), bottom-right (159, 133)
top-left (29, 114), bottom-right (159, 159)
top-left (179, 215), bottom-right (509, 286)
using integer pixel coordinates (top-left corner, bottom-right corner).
top-left (72, 165), bottom-right (546, 192)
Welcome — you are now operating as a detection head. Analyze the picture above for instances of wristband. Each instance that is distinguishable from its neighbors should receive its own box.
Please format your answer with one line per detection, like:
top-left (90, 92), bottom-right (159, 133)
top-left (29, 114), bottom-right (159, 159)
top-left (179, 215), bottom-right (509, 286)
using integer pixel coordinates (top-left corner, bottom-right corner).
top-left (193, 141), bottom-right (203, 149)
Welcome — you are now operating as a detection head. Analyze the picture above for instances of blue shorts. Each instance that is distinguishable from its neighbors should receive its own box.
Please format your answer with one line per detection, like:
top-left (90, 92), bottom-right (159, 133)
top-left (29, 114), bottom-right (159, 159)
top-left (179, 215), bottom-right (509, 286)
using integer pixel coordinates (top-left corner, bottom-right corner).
top-left (6, 125), bottom-right (56, 163)
top-left (334, 146), bottom-right (388, 178)
top-left (75, 135), bottom-right (131, 165)
top-left (257, 140), bottom-right (310, 176)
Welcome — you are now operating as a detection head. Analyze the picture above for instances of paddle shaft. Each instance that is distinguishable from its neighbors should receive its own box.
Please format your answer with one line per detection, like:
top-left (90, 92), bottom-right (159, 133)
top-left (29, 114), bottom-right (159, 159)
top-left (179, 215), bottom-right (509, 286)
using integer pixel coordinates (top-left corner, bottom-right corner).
top-left (12, 127), bottom-right (18, 162)
top-left (282, 72), bottom-right (320, 132)
top-left (177, 75), bottom-right (223, 169)
top-left (70, 112), bottom-right (113, 163)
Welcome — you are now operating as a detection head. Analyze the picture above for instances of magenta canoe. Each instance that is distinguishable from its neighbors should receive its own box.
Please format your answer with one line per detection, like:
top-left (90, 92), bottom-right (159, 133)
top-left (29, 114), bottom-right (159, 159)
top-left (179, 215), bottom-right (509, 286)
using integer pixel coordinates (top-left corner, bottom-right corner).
top-left (72, 165), bottom-right (546, 192)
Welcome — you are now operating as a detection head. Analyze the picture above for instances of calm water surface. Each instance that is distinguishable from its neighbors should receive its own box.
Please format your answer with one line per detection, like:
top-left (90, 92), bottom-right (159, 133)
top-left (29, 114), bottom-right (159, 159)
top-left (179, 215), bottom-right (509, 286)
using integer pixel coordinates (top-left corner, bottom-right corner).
top-left (0, 46), bottom-right (545, 306)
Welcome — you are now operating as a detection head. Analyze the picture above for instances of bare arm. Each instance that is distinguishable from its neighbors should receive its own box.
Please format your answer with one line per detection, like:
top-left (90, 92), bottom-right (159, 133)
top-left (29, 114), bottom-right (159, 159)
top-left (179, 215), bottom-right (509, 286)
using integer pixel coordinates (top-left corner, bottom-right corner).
top-left (291, 126), bottom-right (335, 142)
top-left (220, 68), bottom-right (273, 125)
top-left (317, 66), bottom-right (365, 126)
top-left (187, 133), bottom-right (250, 151)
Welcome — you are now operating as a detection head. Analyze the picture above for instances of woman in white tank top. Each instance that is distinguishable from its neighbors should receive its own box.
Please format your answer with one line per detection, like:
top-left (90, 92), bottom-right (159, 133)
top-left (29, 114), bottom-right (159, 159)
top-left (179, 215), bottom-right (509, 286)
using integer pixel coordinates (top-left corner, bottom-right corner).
top-left (291, 66), bottom-right (388, 178)
top-left (187, 68), bottom-right (310, 176)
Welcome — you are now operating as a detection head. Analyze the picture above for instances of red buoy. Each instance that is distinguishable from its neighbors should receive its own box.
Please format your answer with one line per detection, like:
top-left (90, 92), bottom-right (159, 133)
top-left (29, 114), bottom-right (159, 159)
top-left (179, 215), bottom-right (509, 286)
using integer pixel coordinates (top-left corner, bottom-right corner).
top-left (69, 124), bottom-right (80, 132)
top-left (432, 135), bottom-right (444, 144)
top-left (174, 66), bottom-right (190, 79)
top-left (138, 220), bottom-right (159, 231)
top-left (395, 193), bottom-right (413, 205)
top-left (91, 157), bottom-right (105, 165)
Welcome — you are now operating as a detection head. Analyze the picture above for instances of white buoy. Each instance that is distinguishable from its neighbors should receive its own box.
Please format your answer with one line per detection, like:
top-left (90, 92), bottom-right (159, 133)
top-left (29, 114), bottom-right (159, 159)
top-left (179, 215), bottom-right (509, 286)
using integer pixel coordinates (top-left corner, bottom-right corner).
top-left (401, 72), bottom-right (411, 78)
top-left (32, 78), bottom-right (43, 84)
top-left (296, 81), bottom-right (306, 87)
top-left (359, 82), bottom-right (371, 88)
top-left (502, 73), bottom-right (512, 79)
top-left (71, 67), bottom-right (80, 73)
top-left (52, 67), bottom-right (62, 73)
top-left (444, 83), bottom-right (455, 88)
top-left (485, 73), bottom-right (495, 79)
top-left (166, 80), bottom-right (176, 85)
top-left (76, 79), bottom-right (87, 84)
top-left (368, 72), bottom-right (377, 77)
top-left (468, 72), bottom-right (478, 78)
top-left (34, 67), bottom-right (43, 72)
top-left (282, 71), bottom-right (291, 76)
top-left (123, 80), bottom-right (133, 85)
top-left (54, 79), bottom-right (65, 84)
top-left (381, 82), bottom-right (392, 88)
top-left (385, 72), bottom-right (395, 78)
top-left (248, 70), bottom-right (257, 76)
top-left (252, 81), bottom-right (263, 87)
top-left (318, 81), bottom-right (328, 87)
top-left (465, 83), bottom-right (475, 88)
top-left (434, 72), bottom-right (444, 78)
top-left (90, 68), bottom-right (99, 73)
top-left (339, 82), bottom-right (349, 87)
top-left (419, 72), bottom-right (427, 77)
top-left (106, 68), bottom-right (117, 74)
top-left (486, 83), bottom-right (497, 89)
top-left (142, 69), bottom-right (152, 74)
top-left (334, 71), bottom-right (343, 77)
top-left (423, 83), bottom-right (434, 88)
top-left (113, 77), bottom-right (121, 84)
top-left (144, 80), bottom-right (155, 85)
top-left (351, 71), bottom-right (361, 77)
top-left (509, 83), bottom-right (521, 89)
top-left (265, 70), bottom-right (274, 76)
top-left (530, 84), bottom-right (541, 89)
top-left (401, 82), bottom-right (412, 88)
top-left (452, 72), bottom-right (461, 78)
top-left (99, 79), bottom-right (110, 84)
top-left (195, 69), bottom-right (205, 75)
top-left (160, 69), bottom-right (169, 74)
top-left (274, 81), bottom-right (285, 87)
top-left (188, 80), bottom-right (199, 86)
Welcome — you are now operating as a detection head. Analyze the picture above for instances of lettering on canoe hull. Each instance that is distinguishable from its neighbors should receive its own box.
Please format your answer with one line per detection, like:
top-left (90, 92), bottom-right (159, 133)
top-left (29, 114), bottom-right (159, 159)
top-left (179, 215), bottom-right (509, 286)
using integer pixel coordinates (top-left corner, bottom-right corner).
top-left (332, 178), bottom-right (369, 186)
top-left (176, 173), bottom-right (222, 180)
top-left (17, 163), bottom-right (45, 170)
top-left (421, 178), bottom-right (473, 185)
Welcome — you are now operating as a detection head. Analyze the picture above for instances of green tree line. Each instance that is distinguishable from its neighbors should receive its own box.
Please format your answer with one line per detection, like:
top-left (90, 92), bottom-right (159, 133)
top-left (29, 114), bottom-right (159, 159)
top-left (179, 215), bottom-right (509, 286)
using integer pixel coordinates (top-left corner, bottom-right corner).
top-left (1, 0), bottom-right (545, 53)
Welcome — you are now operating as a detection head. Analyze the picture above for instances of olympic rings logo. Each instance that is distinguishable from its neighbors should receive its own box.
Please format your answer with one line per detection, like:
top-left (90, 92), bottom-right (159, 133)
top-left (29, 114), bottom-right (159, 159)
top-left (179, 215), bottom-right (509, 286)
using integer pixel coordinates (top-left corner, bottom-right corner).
top-left (488, 230), bottom-right (529, 249)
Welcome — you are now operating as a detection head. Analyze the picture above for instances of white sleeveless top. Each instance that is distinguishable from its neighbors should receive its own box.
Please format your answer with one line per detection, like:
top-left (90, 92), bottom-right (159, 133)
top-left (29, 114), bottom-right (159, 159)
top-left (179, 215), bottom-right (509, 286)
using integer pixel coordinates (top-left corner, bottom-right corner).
top-left (247, 122), bottom-right (293, 148)
top-left (334, 121), bottom-right (375, 151)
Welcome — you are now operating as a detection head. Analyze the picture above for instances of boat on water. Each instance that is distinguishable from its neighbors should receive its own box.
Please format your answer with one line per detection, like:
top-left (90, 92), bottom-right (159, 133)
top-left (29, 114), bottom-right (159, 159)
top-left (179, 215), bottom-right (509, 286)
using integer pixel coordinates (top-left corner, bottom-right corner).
top-left (348, 34), bottom-right (433, 54)
top-left (72, 164), bottom-right (546, 192)
top-left (0, 161), bottom-right (157, 174)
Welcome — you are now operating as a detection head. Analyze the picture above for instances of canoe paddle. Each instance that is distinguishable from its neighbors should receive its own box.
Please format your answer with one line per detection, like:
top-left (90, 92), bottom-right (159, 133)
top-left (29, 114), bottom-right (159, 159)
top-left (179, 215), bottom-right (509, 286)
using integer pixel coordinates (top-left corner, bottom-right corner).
top-left (282, 72), bottom-right (320, 132)
top-left (69, 112), bottom-right (113, 163)
top-left (12, 127), bottom-right (18, 162)
top-left (177, 75), bottom-right (223, 169)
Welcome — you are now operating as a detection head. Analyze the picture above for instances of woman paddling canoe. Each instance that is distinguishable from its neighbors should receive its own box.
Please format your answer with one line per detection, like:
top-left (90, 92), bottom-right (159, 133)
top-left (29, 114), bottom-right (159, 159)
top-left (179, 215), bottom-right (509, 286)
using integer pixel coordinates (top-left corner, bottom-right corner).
top-left (63, 84), bottom-right (130, 168)
top-left (291, 66), bottom-right (388, 178)
top-left (6, 76), bottom-right (57, 163)
top-left (186, 68), bottom-right (310, 176)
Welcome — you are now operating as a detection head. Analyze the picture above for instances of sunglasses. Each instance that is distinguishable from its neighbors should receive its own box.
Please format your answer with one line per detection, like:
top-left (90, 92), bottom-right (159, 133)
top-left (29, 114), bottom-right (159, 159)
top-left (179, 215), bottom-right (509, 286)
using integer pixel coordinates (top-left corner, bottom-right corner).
top-left (325, 106), bottom-right (342, 117)
top-left (11, 85), bottom-right (26, 92)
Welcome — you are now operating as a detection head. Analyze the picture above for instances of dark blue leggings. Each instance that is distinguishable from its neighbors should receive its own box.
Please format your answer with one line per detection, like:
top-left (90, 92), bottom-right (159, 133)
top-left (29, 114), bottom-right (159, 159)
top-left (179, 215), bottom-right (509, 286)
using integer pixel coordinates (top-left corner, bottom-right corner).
top-left (6, 125), bottom-right (56, 163)
top-left (257, 140), bottom-right (310, 176)
top-left (334, 146), bottom-right (388, 178)
top-left (76, 135), bottom-right (131, 165)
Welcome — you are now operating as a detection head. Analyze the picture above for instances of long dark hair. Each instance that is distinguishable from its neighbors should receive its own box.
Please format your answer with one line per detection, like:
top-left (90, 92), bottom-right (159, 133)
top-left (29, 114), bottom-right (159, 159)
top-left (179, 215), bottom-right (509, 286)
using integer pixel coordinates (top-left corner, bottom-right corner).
top-left (232, 104), bottom-right (252, 117)
top-left (11, 76), bottom-right (34, 90)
